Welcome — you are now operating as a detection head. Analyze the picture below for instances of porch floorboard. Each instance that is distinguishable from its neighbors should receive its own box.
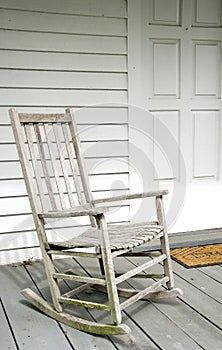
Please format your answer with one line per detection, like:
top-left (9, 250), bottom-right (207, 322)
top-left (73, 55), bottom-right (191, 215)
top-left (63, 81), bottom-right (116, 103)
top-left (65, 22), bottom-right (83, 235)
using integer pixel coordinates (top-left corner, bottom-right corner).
top-left (1, 233), bottom-right (222, 350)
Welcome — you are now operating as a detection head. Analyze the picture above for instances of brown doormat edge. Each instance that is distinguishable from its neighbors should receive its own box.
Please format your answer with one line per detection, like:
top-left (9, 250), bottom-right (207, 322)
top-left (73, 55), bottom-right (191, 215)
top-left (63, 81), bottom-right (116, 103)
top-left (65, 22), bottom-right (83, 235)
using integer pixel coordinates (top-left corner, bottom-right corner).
top-left (170, 243), bottom-right (222, 268)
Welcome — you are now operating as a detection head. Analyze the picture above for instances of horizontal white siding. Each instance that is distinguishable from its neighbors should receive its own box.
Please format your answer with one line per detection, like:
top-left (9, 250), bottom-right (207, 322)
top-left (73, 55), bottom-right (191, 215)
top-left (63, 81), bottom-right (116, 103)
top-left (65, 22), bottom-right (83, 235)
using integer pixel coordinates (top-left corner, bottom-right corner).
top-left (0, 0), bottom-right (129, 265)
top-left (0, 51), bottom-right (127, 72)
top-left (0, 0), bottom-right (127, 17)
top-left (0, 70), bottom-right (127, 89)
top-left (0, 31), bottom-right (127, 53)
top-left (0, 9), bottom-right (127, 34)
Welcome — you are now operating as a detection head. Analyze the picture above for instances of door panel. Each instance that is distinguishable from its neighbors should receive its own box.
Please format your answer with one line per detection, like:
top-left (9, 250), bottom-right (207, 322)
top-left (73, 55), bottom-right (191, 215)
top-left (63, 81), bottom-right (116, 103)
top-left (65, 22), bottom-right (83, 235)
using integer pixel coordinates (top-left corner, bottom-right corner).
top-left (128, 0), bottom-right (222, 231)
top-left (194, 42), bottom-right (220, 96)
top-left (193, 111), bottom-right (219, 178)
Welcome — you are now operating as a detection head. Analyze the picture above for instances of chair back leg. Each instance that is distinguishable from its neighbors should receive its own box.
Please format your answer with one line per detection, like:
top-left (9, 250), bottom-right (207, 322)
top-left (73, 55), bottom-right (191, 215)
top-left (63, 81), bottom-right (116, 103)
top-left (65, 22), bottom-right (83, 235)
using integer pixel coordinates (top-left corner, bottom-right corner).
top-left (156, 195), bottom-right (174, 289)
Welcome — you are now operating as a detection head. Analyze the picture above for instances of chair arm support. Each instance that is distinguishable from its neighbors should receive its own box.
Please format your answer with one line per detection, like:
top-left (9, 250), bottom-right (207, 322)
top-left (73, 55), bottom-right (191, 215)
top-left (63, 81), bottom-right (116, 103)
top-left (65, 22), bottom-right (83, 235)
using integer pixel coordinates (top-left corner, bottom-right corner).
top-left (92, 189), bottom-right (168, 205)
top-left (38, 206), bottom-right (107, 219)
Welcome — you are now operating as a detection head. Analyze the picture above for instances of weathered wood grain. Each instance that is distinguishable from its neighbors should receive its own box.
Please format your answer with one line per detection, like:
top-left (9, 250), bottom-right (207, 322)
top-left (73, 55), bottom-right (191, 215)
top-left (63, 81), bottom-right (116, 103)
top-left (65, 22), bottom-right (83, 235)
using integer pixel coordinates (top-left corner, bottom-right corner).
top-left (0, 265), bottom-right (73, 349)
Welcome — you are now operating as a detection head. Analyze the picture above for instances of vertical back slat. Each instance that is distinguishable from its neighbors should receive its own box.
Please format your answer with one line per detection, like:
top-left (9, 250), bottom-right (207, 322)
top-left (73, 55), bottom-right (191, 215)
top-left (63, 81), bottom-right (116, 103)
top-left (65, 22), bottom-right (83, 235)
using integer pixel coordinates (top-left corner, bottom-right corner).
top-left (52, 123), bottom-right (75, 208)
top-left (34, 124), bottom-right (57, 211)
top-left (24, 124), bottom-right (46, 211)
top-left (44, 123), bottom-right (67, 210)
top-left (62, 123), bottom-right (85, 205)
top-left (66, 108), bottom-right (94, 205)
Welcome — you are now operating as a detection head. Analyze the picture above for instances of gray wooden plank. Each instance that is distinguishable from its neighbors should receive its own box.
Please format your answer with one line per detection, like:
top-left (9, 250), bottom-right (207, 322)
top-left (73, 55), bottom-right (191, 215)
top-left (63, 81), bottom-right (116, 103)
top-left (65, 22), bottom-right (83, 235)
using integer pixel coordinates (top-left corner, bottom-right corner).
top-left (150, 295), bottom-right (222, 350)
top-left (0, 265), bottom-right (74, 350)
top-left (25, 261), bottom-right (119, 350)
top-left (124, 256), bottom-right (222, 350)
top-left (172, 260), bottom-right (222, 309)
top-left (1, 255), bottom-right (222, 350)
top-left (113, 257), bottom-right (205, 350)
top-left (72, 257), bottom-right (203, 350)
top-left (55, 258), bottom-right (160, 350)
top-left (169, 229), bottom-right (222, 247)
top-left (199, 265), bottom-right (222, 284)
top-left (0, 298), bottom-right (17, 350)
top-left (171, 267), bottom-right (222, 329)
top-left (125, 300), bottom-right (203, 350)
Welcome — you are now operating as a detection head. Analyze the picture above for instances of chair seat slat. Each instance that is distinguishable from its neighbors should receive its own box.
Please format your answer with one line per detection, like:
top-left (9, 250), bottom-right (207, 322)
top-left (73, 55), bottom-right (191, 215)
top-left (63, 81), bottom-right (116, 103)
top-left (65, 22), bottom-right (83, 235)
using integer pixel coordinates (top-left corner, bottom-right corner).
top-left (48, 223), bottom-right (163, 251)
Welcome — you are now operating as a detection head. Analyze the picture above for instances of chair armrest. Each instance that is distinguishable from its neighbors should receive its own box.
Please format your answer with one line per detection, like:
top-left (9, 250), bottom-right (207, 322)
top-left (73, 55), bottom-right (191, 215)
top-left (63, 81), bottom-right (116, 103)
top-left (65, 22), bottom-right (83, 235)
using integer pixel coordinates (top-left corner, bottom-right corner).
top-left (38, 205), bottom-right (107, 219)
top-left (92, 189), bottom-right (168, 204)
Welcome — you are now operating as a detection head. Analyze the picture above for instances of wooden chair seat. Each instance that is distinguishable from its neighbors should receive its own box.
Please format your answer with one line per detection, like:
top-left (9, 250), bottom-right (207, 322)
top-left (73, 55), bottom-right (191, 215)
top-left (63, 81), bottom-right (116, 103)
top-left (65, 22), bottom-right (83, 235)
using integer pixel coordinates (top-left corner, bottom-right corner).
top-left (49, 223), bottom-right (163, 251)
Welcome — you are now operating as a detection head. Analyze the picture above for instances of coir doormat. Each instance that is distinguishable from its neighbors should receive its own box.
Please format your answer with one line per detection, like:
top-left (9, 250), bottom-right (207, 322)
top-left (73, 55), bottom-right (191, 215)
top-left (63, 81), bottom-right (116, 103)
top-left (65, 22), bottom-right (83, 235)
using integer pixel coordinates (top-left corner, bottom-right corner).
top-left (170, 243), bottom-right (222, 268)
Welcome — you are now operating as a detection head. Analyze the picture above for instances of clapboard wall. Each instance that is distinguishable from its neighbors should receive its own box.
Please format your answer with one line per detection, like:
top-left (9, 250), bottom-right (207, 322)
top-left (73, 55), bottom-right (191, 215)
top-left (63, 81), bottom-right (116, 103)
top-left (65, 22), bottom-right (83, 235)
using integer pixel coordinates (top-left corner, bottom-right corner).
top-left (0, 0), bottom-right (129, 265)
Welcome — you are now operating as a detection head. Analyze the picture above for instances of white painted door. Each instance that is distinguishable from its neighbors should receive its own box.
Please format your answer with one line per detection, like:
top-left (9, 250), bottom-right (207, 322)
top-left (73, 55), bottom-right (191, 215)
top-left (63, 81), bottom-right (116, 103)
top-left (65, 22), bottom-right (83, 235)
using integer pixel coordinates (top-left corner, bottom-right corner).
top-left (128, 0), bottom-right (222, 232)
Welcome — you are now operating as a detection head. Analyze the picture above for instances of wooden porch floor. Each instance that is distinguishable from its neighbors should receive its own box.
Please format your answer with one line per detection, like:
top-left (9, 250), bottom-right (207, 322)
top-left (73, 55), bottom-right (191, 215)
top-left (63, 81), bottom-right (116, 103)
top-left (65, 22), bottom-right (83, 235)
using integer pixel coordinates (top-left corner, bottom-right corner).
top-left (1, 232), bottom-right (222, 350)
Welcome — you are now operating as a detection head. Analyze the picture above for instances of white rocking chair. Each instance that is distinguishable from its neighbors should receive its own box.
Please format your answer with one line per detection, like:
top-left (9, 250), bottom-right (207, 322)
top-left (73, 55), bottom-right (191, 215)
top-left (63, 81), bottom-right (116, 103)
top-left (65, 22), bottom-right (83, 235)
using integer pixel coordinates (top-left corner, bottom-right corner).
top-left (10, 108), bottom-right (182, 335)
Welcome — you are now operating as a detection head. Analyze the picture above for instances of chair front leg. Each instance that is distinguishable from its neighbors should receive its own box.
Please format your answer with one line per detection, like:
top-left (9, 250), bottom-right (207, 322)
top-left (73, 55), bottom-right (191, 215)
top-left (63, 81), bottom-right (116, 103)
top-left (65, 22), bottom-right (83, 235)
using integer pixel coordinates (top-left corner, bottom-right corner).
top-left (95, 213), bottom-right (122, 325)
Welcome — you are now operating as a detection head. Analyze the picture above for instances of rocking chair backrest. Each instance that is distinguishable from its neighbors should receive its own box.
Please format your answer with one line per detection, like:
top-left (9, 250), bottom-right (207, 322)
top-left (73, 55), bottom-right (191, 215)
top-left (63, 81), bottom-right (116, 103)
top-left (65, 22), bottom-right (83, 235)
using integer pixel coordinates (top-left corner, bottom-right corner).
top-left (9, 108), bottom-right (93, 214)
